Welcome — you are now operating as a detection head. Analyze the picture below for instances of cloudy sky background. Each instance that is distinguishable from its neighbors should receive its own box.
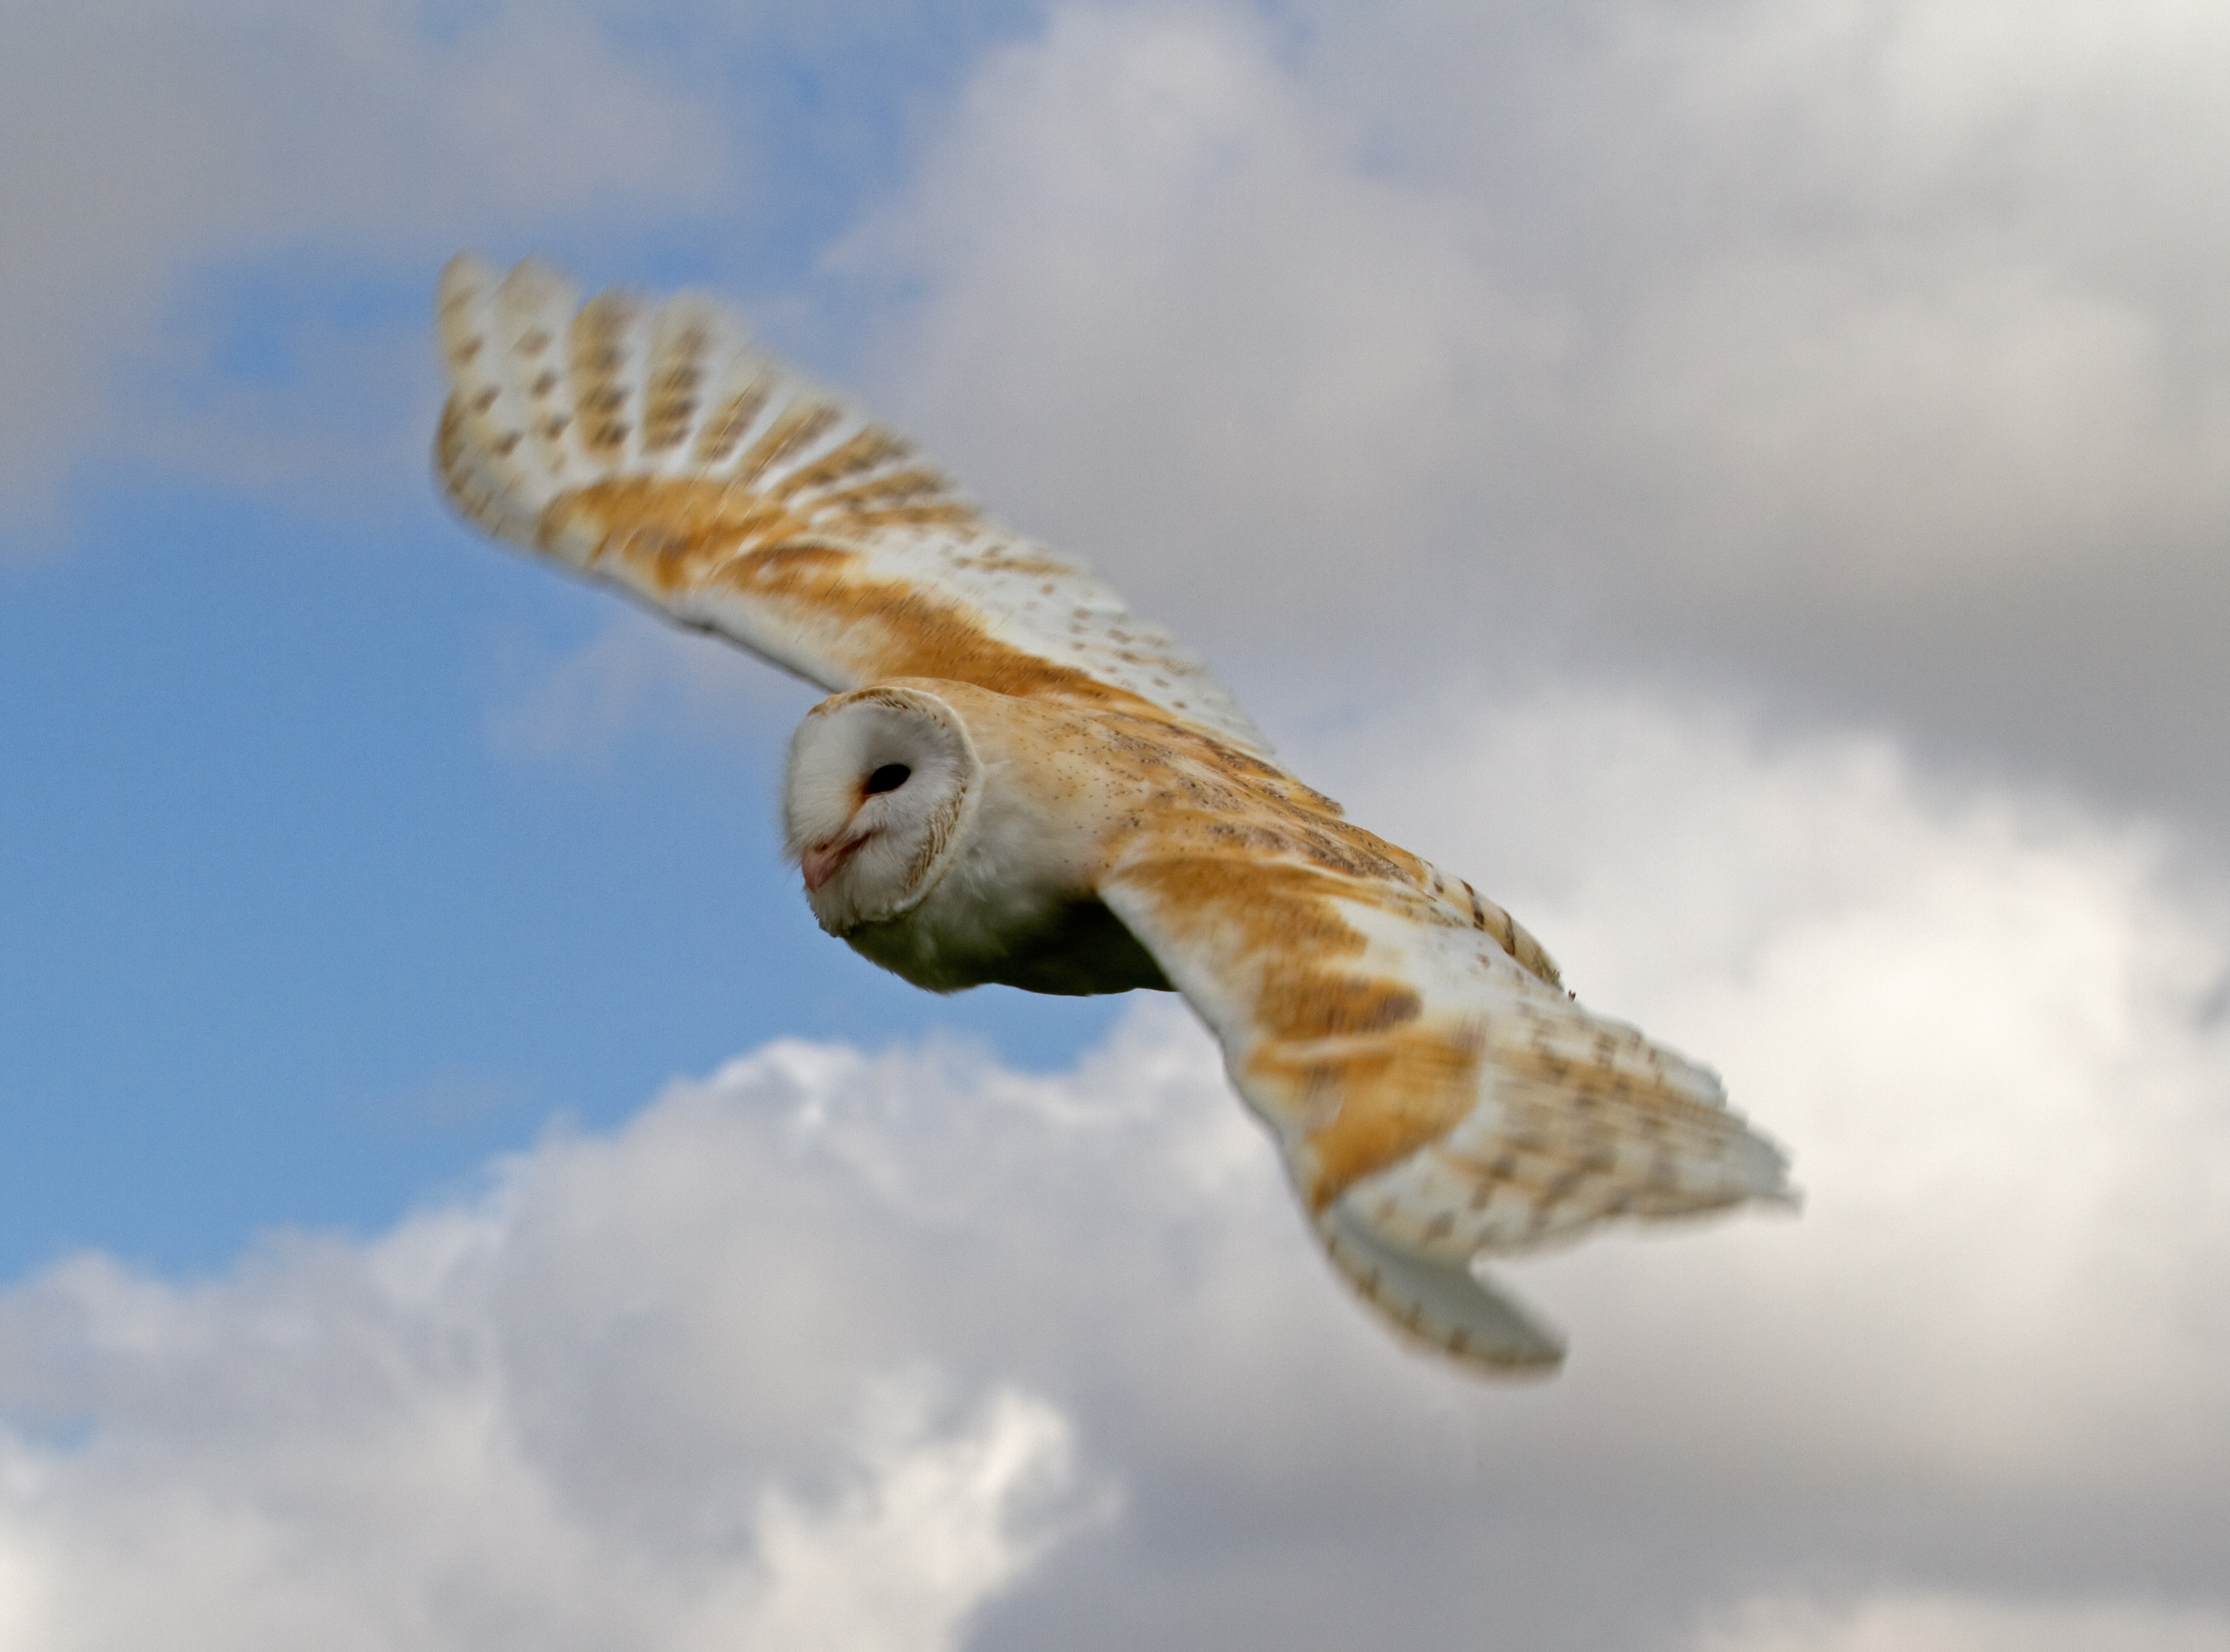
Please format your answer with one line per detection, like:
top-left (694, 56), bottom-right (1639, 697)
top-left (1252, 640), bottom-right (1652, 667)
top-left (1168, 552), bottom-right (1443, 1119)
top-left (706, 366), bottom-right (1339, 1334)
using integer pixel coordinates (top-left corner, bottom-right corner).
top-left (3, 1), bottom-right (2228, 1647)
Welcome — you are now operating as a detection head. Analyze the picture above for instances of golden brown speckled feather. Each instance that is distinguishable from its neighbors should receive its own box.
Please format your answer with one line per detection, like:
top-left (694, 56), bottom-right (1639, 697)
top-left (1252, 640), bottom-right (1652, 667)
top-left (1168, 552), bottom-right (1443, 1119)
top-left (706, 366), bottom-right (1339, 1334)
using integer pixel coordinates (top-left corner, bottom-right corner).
top-left (434, 255), bottom-right (1793, 1375)
top-left (436, 255), bottom-right (1270, 758)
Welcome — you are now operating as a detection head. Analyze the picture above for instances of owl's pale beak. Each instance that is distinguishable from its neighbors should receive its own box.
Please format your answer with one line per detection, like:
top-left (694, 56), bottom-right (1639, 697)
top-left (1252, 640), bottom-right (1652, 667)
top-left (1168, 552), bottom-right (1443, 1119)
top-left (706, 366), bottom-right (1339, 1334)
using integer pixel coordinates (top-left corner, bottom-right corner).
top-left (801, 836), bottom-right (860, 892)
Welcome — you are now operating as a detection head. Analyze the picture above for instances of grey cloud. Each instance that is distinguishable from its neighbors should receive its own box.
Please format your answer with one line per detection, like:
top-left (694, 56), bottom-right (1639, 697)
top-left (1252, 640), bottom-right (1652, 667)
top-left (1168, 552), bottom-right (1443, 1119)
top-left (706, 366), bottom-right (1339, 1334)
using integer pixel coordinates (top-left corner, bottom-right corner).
top-left (1698, 1591), bottom-right (2230, 1652)
top-left (845, 0), bottom-right (2230, 837)
top-left (0, 0), bottom-right (734, 540)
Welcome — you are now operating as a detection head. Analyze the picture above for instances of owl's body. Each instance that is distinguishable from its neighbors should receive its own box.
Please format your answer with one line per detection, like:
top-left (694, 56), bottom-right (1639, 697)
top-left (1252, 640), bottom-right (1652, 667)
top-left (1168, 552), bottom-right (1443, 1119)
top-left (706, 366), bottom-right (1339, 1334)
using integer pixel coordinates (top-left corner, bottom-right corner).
top-left (436, 255), bottom-right (1792, 1374)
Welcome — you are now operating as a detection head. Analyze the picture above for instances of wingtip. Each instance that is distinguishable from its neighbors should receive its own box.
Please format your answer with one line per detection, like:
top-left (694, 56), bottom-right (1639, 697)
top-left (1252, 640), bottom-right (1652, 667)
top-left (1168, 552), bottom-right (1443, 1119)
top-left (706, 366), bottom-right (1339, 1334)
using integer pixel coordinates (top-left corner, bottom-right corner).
top-left (438, 250), bottom-right (494, 304)
top-left (436, 251), bottom-right (586, 331)
top-left (1739, 1126), bottom-right (1800, 1209)
top-left (1319, 1204), bottom-right (1568, 1378)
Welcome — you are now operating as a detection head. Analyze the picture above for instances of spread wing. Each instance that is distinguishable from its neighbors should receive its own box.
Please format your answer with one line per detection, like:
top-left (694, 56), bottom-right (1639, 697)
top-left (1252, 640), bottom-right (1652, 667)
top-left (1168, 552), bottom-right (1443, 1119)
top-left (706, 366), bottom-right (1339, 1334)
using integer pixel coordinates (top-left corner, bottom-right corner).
top-left (434, 255), bottom-right (1271, 758)
top-left (1099, 825), bottom-right (1791, 1374)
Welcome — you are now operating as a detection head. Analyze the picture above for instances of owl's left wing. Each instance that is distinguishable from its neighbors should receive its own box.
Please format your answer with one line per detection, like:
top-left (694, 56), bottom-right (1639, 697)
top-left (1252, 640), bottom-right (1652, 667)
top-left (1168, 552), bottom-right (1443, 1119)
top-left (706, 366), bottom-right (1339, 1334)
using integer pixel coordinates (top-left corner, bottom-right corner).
top-left (435, 255), bottom-right (1271, 759)
top-left (1098, 839), bottom-right (1790, 1374)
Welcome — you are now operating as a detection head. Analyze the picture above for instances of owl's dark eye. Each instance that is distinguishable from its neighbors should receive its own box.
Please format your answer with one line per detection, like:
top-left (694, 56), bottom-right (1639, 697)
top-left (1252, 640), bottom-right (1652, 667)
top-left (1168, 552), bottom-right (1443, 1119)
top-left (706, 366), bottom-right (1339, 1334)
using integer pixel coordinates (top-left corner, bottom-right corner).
top-left (864, 763), bottom-right (911, 796)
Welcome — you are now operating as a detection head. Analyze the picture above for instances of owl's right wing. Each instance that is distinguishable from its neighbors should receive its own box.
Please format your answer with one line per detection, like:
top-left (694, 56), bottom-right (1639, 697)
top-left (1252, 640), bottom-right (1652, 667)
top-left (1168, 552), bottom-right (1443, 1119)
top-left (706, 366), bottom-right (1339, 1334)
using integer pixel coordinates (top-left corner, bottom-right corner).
top-left (1098, 839), bottom-right (1791, 1375)
top-left (436, 255), bottom-right (1271, 760)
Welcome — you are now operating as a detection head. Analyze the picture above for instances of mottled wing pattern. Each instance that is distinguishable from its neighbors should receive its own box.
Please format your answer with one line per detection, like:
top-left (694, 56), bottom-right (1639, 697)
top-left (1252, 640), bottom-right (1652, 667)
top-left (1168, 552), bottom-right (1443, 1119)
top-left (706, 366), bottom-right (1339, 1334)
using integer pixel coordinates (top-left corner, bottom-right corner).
top-left (435, 255), bottom-right (1271, 758)
top-left (1100, 811), bottom-right (1790, 1374)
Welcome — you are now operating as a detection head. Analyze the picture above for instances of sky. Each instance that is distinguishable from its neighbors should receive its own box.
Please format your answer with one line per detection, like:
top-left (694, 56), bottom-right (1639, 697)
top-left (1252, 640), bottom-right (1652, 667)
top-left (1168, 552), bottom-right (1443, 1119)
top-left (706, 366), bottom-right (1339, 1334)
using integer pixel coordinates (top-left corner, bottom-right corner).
top-left (1, 1), bottom-right (2227, 1647)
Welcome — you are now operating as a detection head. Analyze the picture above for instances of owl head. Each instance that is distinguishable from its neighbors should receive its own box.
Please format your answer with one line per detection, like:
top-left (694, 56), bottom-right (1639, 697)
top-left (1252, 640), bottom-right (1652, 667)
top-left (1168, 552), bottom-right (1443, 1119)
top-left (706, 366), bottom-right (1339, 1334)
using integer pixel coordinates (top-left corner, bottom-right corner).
top-left (782, 685), bottom-right (984, 935)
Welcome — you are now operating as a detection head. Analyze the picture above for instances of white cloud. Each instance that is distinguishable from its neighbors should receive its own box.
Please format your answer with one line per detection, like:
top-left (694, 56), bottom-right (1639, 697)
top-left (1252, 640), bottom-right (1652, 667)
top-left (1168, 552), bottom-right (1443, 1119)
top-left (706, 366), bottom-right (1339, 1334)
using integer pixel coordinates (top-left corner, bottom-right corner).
top-left (0, 1240), bottom-right (1087, 1652)
top-left (1303, 689), bottom-right (2230, 1503)
top-left (718, 1382), bottom-right (1089, 1652)
top-left (2, 683), bottom-right (2227, 1646)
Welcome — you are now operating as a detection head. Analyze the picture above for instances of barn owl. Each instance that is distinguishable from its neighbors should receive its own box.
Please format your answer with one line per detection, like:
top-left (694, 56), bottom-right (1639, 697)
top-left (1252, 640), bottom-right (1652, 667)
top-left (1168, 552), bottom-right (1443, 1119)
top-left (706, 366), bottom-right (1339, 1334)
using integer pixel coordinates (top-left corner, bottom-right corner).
top-left (434, 255), bottom-right (1791, 1375)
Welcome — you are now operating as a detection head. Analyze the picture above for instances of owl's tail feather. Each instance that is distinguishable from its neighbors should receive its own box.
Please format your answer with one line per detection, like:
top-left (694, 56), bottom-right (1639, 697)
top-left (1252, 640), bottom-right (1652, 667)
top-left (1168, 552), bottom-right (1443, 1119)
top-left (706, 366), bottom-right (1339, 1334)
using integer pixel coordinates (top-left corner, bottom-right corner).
top-left (1317, 1203), bottom-right (1565, 1375)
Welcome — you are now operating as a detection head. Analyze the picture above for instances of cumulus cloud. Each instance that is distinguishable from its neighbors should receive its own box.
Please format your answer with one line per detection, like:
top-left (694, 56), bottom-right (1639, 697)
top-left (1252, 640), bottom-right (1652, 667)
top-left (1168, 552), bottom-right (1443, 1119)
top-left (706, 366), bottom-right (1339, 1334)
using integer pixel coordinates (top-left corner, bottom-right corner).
top-left (732, 1384), bottom-right (1087, 1652)
top-left (847, 0), bottom-right (2230, 827)
top-left (1303, 689), bottom-right (2230, 1504)
top-left (841, 5), bottom-right (1547, 656)
top-left (0, 1134), bottom-right (1093, 1652)
top-left (3, 684), bottom-right (2225, 1648)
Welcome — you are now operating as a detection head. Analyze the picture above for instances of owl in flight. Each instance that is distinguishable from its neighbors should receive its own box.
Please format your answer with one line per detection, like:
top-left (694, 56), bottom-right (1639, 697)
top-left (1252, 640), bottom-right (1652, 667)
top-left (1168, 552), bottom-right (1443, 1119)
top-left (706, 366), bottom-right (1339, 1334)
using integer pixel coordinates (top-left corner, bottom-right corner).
top-left (435, 255), bottom-right (1790, 1375)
